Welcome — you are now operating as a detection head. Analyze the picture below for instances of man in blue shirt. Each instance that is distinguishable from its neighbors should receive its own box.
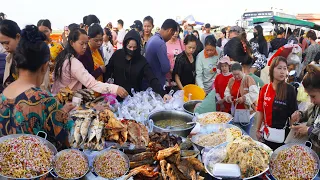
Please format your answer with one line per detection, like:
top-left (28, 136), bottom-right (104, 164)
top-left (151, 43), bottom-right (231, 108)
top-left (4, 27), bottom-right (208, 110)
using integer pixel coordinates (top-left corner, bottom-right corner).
top-left (143, 19), bottom-right (179, 90)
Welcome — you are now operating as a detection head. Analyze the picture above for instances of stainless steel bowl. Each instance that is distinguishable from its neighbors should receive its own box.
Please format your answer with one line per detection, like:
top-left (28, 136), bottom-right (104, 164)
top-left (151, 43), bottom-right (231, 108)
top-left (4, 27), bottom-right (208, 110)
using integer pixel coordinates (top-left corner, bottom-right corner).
top-left (148, 110), bottom-right (195, 137)
top-left (269, 142), bottom-right (319, 180)
top-left (92, 149), bottom-right (130, 179)
top-left (191, 123), bottom-right (242, 151)
top-left (52, 149), bottom-right (89, 179)
top-left (183, 100), bottom-right (202, 114)
top-left (204, 139), bottom-right (273, 180)
top-left (0, 134), bottom-right (57, 180)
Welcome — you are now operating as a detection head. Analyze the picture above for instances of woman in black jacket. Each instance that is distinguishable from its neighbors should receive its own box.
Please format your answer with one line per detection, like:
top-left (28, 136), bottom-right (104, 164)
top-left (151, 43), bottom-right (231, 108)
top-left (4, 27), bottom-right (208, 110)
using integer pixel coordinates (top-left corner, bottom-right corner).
top-left (173, 34), bottom-right (198, 89)
top-left (105, 29), bottom-right (170, 101)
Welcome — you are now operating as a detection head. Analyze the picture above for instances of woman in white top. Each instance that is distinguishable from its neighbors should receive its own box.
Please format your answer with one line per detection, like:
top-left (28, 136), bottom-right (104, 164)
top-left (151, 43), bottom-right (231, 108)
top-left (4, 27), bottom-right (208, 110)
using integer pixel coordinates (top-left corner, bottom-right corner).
top-left (101, 28), bottom-right (114, 65)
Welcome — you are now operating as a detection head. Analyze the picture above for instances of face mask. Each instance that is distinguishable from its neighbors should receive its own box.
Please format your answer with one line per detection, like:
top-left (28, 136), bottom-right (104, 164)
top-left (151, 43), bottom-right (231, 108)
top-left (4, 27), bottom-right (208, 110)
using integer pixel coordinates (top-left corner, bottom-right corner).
top-left (253, 32), bottom-right (258, 38)
top-left (126, 49), bottom-right (135, 56)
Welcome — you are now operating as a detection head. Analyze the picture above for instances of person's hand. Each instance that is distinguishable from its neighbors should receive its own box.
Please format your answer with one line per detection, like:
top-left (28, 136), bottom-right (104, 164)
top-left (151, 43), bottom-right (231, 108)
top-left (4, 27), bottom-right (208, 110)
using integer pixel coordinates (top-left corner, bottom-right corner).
top-left (217, 99), bottom-right (225, 105)
top-left (256, 130), bottom-right (264, 142)
top-left (235, 96), bottom-right (245, 104)
top-left (116, 86), bottom-right (128, 98)
top-left (100, 66), bottom-right (106, 73)
top-left (225, 96), bottom-right (233, 103)
top-left (291, 110), bottom-right (302, 125)
top-left (291, 123), bottom-right (309, 138)
top-left (61, 102), bottom-right (76, 113)
top-left (163, 94), bottom-right (172, 102)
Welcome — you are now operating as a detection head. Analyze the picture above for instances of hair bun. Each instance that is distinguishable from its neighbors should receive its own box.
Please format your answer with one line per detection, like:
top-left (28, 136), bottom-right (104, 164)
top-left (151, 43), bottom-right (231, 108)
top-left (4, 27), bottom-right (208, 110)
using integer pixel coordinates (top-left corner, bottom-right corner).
top-left (21, 25), bottom-right (46, 43)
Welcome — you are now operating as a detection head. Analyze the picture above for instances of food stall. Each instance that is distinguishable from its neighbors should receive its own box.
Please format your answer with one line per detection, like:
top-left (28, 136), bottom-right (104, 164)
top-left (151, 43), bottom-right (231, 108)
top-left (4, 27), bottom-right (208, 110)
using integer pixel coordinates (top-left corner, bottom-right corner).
top-left (0, 88), bottom-right (319, 180)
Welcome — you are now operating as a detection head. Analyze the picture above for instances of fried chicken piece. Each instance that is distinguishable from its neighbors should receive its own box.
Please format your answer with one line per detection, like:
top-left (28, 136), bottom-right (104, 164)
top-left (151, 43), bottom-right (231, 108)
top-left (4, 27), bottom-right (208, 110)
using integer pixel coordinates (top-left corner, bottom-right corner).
top-left (148, 142), bottom-right (165, 152)
top-left (130, 159), bottom-right (155, 169)
top-left (185, 157), bottom-right (206, 172)
top-left (129, 152), bottom-right (156, 161)
top-left (166, 163), bottom-right (179, 180)
top-left (156, 144), bottom-right (180, 160)
top-left (169, 163), bottom-right (188, 180)
top-left (177, 159), bottom-right (197, 180)
top-left (166, 152), bottom-right (180, 165)
top-left (160, 160), bottom-right (168, 180)
top-left (124, 165), bottom-right (157, 180)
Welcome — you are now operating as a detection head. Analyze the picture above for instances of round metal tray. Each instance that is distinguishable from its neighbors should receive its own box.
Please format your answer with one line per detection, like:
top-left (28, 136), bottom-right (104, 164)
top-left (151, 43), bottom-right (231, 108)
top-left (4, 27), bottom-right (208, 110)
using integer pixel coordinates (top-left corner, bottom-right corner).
top-left (0, 134), bottom-right (57, 180)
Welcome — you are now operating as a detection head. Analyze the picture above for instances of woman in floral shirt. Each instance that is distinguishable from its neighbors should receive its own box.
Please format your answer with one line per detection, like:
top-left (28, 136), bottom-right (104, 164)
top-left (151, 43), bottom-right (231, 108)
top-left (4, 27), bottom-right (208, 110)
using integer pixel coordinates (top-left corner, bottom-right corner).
top-left (0, 25), bottom-right (73, 150)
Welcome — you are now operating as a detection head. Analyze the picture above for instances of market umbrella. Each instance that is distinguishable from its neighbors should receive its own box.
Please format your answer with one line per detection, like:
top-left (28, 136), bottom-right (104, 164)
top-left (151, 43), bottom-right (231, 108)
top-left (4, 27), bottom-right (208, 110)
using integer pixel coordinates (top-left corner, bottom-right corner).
top-left (268, 44), bottom-right (294, 66)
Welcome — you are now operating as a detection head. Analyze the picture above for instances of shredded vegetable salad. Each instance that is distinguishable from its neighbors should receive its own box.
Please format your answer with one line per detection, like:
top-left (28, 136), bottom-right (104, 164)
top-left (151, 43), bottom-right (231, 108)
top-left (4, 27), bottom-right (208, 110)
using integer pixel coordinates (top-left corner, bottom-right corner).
top-left (0, 136), bottom-right (54, 178)
top-left (271, 145), bottom-right (318, 180)
top-left (94, 149), bottom-right (128, 179)
top-left (54, 149), bottom-right (88, 179)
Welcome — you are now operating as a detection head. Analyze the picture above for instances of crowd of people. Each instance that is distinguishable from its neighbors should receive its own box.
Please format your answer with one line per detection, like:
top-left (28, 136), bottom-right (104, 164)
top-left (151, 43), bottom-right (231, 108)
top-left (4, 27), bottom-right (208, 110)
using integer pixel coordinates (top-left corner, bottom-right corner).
top-left (0, 12), bottom-right (319, 157)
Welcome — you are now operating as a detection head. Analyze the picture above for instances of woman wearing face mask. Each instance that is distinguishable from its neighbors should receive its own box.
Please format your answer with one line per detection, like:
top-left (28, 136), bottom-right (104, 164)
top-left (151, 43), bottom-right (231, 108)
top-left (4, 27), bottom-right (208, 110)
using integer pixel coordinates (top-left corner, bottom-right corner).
top-left (0, 20), bottom-right (20, 89)
top-left (256, 57), bottom-right (298, 150)
top-left (78, 23), bottom-right (105, 83)
top-left (166, 30), bottom-right (185, 87)
top-left (105, 29), bottom-right (171, 101)
top-left (290, 64), bottom-right (320, 156)
top-left (172, 34), bottom-right (197, 90)
top-left (0, 25), bottom-right (74, 150)
top-left (196, 35), bottom-right (223, 94)
top-left (52, 28), bottom-right (128, 98)
top-left (192, 30), bottom-right (204, 57)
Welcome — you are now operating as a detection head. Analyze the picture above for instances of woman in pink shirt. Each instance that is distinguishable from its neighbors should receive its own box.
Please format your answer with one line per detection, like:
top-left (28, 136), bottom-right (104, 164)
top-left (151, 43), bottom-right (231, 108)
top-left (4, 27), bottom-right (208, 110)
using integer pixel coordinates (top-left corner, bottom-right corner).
top-left (166, 30), bottom-right (185, 86)
top-left (52, 28), bottom-right (128, 98)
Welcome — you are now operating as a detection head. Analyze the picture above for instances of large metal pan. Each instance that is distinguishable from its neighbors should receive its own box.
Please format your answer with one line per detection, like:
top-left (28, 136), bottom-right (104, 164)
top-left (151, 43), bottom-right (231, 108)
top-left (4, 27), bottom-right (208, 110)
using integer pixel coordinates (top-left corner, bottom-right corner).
top-left (204, 139), bottom-right (273, 180)
top-left (269, 142), bottom-right (320, 180)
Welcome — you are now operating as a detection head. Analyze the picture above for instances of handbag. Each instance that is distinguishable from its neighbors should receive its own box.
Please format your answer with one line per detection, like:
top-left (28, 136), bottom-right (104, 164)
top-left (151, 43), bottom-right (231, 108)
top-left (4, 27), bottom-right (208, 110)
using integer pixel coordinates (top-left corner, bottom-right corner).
top-left (262, 83), bottom-right (287, 143)
top-left (232, 76), bottom-right (251, 125)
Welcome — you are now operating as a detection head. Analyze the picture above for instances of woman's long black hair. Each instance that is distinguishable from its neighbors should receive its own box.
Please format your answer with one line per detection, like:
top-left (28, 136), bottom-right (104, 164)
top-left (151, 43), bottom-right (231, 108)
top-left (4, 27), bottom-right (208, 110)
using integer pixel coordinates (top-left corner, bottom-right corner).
top-left (54, 28), bottom-right (87, 80)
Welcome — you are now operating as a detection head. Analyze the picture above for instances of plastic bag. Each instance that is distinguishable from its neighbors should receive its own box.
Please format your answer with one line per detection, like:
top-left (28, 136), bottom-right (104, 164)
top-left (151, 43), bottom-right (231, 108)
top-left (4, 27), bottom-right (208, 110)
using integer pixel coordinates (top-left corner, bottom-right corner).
top-left (297, 84), bottom-right (309, 102)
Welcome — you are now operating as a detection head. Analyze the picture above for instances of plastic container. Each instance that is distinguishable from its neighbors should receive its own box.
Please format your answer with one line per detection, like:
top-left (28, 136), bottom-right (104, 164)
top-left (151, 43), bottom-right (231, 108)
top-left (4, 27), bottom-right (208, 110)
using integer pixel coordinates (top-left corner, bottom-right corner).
top-left (212, 163), bottom-right (241, 178)
top-left (182, 85), bottom-right (206, 102)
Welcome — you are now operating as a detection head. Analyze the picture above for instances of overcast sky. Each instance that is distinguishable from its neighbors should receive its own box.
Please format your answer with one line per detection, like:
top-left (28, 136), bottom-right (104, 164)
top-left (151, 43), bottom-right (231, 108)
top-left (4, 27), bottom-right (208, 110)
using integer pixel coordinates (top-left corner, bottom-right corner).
top-left (2, 0), bottom-right (319, 30)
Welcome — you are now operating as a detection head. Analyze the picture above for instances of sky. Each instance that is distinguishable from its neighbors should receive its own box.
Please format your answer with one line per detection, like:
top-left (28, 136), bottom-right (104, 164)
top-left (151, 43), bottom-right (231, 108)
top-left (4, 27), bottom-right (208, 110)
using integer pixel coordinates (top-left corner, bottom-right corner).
top-left (2, 0), bottom-right (320, 30)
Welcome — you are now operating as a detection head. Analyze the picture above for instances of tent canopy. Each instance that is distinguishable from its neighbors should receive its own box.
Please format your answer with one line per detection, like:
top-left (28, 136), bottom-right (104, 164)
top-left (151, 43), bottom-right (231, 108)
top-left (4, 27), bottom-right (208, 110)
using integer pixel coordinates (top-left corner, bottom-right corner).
top-left (253, 16), bottom-right (320, 30)
top-left (178, 15), bottom-right (204, 26)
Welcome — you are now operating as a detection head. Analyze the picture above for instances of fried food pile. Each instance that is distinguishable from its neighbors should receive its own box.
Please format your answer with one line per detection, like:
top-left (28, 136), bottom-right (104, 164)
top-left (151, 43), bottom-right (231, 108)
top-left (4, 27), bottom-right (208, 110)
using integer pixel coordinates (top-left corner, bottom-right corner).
top-left (125, 144), bottom-right (205, 180)
top-left (70, 109), bottom-right (150, 150)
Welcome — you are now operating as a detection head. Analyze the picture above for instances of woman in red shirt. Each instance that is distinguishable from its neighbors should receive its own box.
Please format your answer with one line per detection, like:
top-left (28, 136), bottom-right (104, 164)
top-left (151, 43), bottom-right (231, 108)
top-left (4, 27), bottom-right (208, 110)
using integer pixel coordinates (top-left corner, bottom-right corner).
top-left (214, 56), bottom-right (233, 112)
top-left (256, 56), bottom-right (298, 150)
top-left (224, 63), bottom-right (259, 134)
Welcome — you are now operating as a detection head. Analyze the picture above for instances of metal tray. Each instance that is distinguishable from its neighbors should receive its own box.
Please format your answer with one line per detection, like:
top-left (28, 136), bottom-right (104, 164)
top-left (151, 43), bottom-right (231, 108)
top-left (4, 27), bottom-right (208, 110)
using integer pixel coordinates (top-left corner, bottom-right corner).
top-left (0, 133), bottom-right (57, 179)
top-left (51, 149), bottom-right (90, 179)
top-left (204, 139), bottom-right (273, 180)
top-left (191, 123), bottom-right (242, 151)
top-left (269, 142), bottom-right (320, 180)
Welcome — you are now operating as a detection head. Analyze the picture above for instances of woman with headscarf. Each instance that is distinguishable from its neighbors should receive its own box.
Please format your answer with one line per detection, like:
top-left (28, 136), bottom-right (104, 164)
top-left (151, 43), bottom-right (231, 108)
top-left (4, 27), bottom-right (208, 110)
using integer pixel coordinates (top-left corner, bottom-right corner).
top-left (105, 29), bottom-right (171, 101)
